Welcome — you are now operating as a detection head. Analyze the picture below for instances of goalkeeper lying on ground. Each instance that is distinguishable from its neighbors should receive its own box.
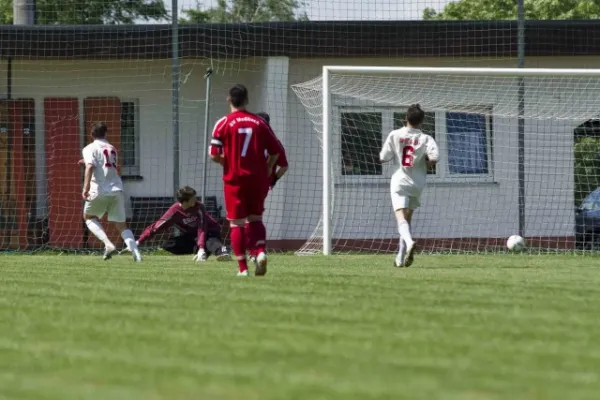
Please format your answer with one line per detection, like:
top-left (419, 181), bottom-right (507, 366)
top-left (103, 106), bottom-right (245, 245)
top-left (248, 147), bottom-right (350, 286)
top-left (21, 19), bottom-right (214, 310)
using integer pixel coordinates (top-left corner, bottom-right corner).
top-left (134, 186), bottom-right (231, 262)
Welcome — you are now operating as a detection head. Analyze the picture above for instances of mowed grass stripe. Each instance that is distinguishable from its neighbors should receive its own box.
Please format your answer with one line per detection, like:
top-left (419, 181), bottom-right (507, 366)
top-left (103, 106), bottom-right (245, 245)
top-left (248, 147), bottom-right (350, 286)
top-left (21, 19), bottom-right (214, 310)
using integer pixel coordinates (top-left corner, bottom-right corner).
top-left (0, 255), bottom-right (599, 399)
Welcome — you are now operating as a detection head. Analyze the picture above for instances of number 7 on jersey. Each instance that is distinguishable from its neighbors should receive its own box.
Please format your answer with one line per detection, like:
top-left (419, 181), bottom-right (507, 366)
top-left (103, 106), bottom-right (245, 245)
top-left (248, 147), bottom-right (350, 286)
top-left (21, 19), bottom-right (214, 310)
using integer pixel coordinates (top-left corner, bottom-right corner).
top-left (238, 128), bottom-right (253, 157)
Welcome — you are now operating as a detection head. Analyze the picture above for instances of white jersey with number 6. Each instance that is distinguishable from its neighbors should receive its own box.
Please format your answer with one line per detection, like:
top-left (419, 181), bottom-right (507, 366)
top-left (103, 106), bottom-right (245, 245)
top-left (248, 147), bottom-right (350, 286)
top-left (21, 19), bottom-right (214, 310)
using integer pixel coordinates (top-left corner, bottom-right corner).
top-left (379, 127), bottom-right (439, 197)
top-left (82, 139), bottom-right (124, 196)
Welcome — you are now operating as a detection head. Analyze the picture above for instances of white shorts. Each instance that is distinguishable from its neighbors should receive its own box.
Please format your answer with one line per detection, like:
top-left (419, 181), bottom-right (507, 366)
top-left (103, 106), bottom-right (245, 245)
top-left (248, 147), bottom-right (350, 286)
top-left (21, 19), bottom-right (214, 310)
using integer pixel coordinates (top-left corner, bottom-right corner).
top-left (84, 192), bottom-right (126, 222)
top-left (391, 191), bottom-right (420, 211)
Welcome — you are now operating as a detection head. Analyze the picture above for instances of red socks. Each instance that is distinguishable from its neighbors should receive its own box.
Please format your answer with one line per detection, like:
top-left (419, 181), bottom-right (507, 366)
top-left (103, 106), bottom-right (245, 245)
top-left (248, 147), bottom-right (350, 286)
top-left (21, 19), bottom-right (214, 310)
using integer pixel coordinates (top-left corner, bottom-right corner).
top-left (229, 226), bottom-right (248, 273)
top-left (247, 221), bottom-right (267, 255)
top-left (232, 221), bottom-right (266, 273)
top-left (245, 222), bottom-right (255, 257)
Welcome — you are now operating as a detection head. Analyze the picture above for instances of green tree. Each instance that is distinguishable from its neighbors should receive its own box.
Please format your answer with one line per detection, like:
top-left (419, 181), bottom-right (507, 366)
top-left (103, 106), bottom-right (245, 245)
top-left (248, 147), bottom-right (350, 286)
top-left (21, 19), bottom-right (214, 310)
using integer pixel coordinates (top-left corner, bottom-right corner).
top-left (1, 0), bottom-right (168, 24)
top-left (181, 0), bottom-right (307, 23)
top-left (424, 0), bottom-right (600, 20)
top-left (0, 0), bottom-right (12, 24)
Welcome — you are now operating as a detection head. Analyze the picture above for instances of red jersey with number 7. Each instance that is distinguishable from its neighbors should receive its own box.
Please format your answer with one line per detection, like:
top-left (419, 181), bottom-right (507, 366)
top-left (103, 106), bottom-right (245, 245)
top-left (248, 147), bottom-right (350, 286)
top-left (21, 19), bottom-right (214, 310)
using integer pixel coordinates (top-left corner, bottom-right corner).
top-left (210, 110), bottom-right (282, 184)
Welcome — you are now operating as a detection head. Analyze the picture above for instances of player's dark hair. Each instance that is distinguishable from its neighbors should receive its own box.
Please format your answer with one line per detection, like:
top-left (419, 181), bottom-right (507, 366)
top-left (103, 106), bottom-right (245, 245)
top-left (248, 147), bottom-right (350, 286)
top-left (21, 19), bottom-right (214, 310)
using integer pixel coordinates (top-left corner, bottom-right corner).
top-left (177, 186), bottom-right (197, 203)
top-left (256, 112), bottom-right (270, 125)
top-left (406, 104), bottom-right (425, 127)
top-left (91, 122), bottom-right (108, 139)
top-left (228, 84), bottom-right (249, 108)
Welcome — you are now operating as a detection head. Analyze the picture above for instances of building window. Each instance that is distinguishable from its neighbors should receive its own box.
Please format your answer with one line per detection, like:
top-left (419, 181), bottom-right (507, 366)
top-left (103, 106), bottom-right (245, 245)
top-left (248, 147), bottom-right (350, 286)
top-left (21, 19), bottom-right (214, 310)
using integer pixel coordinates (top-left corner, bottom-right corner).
top-left (446, 112), bottom-right (489, 175)
top-left (341, 112), bottom-right (382, 176)
top-left (337, 107), bottom-right (493, 182)
top-left (120, 100), bottom-right (139, 176)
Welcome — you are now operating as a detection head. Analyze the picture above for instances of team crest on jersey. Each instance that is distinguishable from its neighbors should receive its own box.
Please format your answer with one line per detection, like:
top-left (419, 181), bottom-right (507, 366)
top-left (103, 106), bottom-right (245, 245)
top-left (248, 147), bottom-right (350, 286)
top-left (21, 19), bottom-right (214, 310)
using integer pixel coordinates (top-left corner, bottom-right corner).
top-left (182, 216), bottom-right (198, 226)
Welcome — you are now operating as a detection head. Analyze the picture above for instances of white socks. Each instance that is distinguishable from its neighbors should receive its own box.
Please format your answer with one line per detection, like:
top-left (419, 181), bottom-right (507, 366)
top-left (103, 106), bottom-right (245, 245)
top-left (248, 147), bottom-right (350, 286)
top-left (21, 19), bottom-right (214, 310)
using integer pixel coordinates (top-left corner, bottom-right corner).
top-left (398, 220), bottom-right (414, 248)
top-left (85, 219), bottom-right (114, 249)
top-left (398, 239), bottom-right (407, 264)
top-left (121, 229), bottom-right (139, 252)
top-left (85, 220), bottom-right (140, 260)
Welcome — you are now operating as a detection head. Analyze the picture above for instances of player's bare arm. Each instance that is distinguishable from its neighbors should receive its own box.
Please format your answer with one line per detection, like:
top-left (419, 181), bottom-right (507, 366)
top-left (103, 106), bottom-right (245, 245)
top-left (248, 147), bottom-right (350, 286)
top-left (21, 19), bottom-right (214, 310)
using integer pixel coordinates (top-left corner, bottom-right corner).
top-left (82, 163), bottom-right (94, 200)
top-left (274, 142), bottom-right (289, 179)
top-left (264, 125), bottom-right (283, 176)
top-left (209, 138), bottom-right (224, 165)
top-left (426, 157), bottom-right (437, 169)
top-left (209, 139), bottom-right (224, 165)
top-left (210, 153), bottom-right (224, 165)
top-left (266, 153), bottom-right (279, 175)
top-left (380, 133), bottom-right (395, 163)
top-left (271, 157), bottom-right (288, 188)
top-left (257, 112), bottom-right (289, 183)
top-left (210, 116), bottom-right (228, 165)
top-left (425, 135), bottom-right (440, 169)
top-left (275, 165), bottom-right (288, 179)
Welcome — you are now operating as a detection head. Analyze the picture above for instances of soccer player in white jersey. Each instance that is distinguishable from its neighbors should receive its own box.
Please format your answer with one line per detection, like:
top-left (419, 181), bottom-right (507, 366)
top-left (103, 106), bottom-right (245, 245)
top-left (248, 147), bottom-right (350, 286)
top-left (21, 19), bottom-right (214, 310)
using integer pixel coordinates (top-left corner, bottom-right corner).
top-left (81, 122), bottom-right (142, 262)
top-left (380, 104), bottom-right (439, 267)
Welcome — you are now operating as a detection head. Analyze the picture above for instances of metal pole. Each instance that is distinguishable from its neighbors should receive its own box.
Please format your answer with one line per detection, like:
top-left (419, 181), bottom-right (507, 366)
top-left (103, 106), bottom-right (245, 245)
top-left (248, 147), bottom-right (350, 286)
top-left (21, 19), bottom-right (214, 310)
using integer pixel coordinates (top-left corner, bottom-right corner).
top-left (171, 0), bottom-right (180, 198)
top-left (517, 0), bottom-right (526, 237)
top-left (322, 66), bottom-right (332, 255)
top-left (13, 0), bottom-right (35, 24)
top-left (12, 0), bottom-right (33, 101)
top-left (7, 58), bottom-right (11, 100)
top-left (201, 68), bottom-right (213, 203)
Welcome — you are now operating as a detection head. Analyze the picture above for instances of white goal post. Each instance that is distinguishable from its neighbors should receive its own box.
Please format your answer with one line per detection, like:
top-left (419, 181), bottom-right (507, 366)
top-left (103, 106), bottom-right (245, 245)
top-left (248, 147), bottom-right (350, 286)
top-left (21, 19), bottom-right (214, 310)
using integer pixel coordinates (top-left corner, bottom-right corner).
top-left (292, 66), bottom-right (600, 255)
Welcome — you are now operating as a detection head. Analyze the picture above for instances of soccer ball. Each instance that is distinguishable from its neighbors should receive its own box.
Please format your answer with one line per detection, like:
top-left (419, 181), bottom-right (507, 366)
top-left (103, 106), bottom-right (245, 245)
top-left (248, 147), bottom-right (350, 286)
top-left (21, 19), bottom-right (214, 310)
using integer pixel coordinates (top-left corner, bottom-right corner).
top-left (506, 235), bottom-right (526, 252)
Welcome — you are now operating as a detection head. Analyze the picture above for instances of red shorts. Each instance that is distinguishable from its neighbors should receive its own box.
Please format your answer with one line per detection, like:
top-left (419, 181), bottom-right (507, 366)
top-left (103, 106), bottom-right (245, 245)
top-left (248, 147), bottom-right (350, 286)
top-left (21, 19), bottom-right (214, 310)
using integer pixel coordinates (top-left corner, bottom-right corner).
top-left (224, 181), bottom-right (269, 220)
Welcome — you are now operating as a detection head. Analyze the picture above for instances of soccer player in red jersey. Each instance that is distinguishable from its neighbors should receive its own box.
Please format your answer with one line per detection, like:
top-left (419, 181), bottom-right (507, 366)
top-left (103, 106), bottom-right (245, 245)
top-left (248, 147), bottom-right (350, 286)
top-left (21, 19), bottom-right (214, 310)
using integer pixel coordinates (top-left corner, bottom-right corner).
top-left (246, 112), bottom-right (288, 262)
top-left (136, 186), bottom-right (231, 262)
top-left (210, 84), bottom-right (283, 276)
top-left (256, 112), bottom-right (289, 189)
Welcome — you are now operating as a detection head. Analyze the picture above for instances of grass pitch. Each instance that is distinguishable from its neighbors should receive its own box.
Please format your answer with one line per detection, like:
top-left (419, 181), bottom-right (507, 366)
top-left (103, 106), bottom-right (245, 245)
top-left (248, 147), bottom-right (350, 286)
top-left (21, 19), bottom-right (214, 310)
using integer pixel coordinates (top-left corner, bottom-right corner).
top-left (0, 254), bottom-right (599, 400)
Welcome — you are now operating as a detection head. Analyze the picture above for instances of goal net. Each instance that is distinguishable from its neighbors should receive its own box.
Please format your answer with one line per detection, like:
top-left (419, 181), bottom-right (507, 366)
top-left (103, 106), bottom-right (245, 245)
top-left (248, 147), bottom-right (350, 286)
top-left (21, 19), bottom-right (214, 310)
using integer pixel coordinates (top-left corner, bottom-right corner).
top-left (0, 0), bottom-right (595, 255)
top-left (292, 67), bottom-right (600, 254)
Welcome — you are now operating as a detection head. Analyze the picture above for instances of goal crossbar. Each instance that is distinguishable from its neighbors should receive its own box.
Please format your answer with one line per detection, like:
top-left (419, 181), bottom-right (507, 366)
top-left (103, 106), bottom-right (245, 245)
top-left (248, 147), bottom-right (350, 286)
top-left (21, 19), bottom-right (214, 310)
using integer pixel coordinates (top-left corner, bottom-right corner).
top-left (317, 66), bottom-right (600, 255)
top-left (322, 66), bottom-right (600, 77)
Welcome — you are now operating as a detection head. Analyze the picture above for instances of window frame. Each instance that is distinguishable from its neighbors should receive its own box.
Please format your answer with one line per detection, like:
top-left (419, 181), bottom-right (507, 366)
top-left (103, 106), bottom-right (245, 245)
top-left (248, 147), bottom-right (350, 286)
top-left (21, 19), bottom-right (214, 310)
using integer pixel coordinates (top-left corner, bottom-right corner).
top-left (334, 105), bottom-right (495, 185)
top-left (120, 98), bottom-right (140, 177)
top-left (336, 107), bottom-right (388, 183)
top-left (442, 107), bottom-right (494, 182)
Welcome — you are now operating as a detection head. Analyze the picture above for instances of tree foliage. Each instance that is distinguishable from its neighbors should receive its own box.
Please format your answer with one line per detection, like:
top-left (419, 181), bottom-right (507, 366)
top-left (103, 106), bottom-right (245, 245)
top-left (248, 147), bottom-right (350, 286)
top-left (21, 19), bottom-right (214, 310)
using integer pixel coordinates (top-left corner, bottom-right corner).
top-left (1, 0), bottom-right (168, 24)
top-left (0, 0), bottom-right (12, 24)
top-left (424, 0), bottom-right (600, 20)
top-left (181, 0), bottom-right (307, 23)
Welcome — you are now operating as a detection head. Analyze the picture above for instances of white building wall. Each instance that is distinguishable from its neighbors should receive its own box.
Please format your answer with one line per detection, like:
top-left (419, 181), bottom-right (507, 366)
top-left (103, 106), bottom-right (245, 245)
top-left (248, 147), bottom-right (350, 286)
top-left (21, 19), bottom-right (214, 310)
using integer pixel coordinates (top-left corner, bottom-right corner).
top-left (8, 55), bottom-right (596, 242)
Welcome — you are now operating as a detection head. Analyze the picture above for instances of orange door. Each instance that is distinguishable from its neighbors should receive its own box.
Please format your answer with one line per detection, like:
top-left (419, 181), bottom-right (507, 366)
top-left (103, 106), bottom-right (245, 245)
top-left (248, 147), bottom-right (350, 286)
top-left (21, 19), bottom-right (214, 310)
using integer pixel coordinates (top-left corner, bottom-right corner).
top-left (45, 98), bottom-right (83, 249)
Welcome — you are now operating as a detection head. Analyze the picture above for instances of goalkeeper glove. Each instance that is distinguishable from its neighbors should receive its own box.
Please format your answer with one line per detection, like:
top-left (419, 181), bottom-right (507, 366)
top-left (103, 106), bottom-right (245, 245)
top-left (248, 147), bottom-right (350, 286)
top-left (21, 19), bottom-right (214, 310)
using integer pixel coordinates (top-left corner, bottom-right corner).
top-left (193, 248), bottom-right (207, 262)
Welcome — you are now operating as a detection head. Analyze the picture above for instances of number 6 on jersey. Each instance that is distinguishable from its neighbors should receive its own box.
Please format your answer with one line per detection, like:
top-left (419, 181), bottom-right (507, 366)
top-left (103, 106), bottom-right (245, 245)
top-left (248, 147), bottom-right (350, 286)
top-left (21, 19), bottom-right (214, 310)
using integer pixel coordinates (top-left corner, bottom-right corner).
top-left (402, 145), bottom-right (415, 167)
